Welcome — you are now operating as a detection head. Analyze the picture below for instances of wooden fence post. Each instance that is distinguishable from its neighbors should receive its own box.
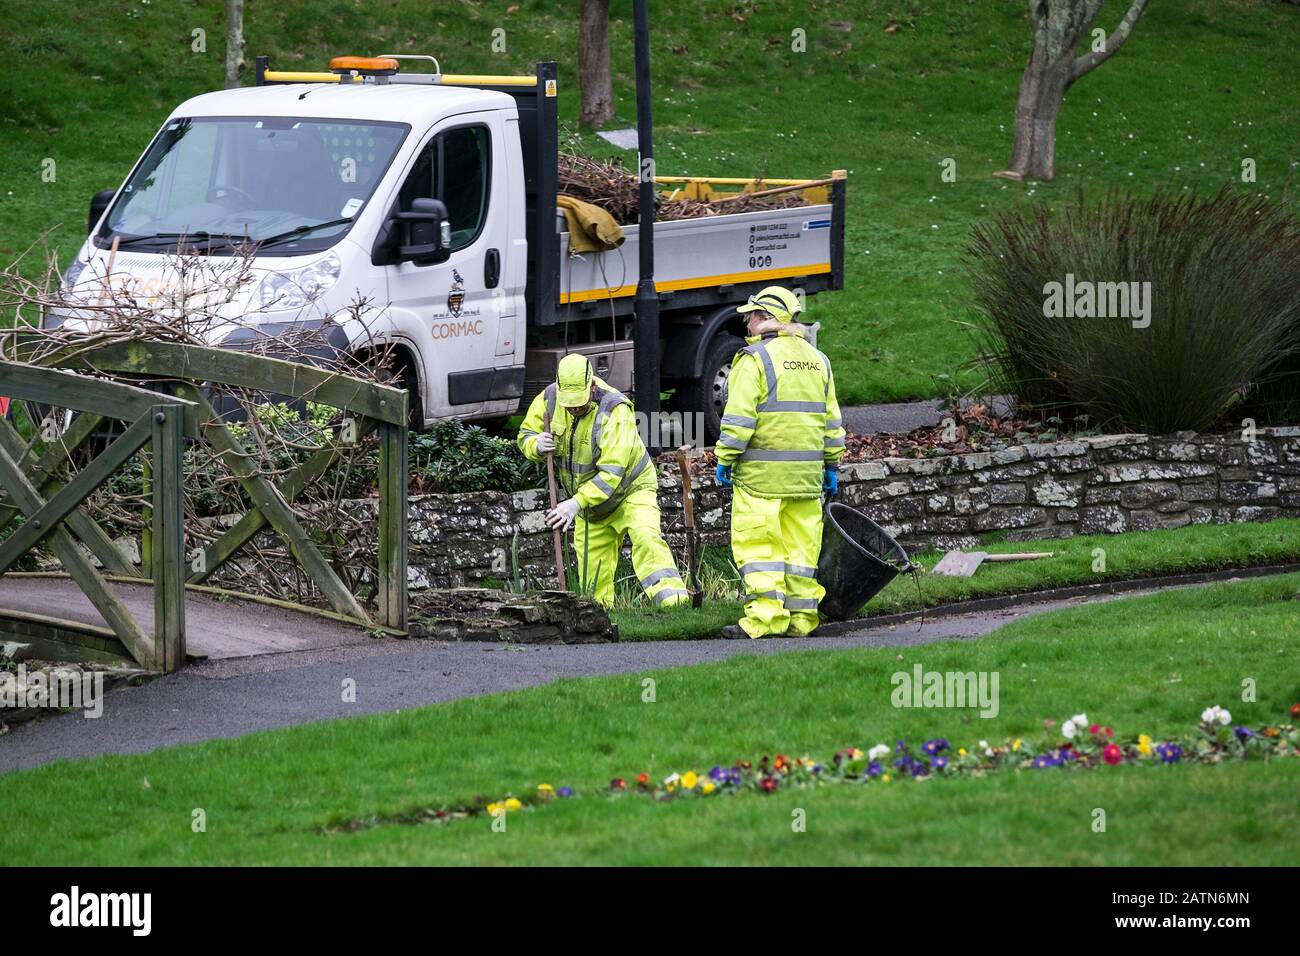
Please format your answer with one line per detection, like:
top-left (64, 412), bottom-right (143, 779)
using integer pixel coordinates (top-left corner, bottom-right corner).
top-left (151, 404), bottom-right (186, 670)
top-left (377, 412), bottom-right (408, 631)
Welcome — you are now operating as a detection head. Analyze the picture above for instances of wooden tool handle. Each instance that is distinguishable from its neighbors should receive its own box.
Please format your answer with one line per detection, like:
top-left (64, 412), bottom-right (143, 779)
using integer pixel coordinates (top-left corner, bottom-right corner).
top-left (675, 445), bottom-right (695, 529)
top-left (716, 177), bottom-right (836, 202)
top-left (984, 552), bottom-right (1054, 562)
top-left (543, 408), bottom-right (566, 591)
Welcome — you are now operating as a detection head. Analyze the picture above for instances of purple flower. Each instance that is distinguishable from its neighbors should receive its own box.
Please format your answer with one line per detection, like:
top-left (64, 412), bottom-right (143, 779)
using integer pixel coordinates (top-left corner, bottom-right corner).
top-left (1234, 726), bottom-right (1255, 742)
top-left (811, 764), bottom-right (824, 775)
top-left (895, 739), bottom-right (907, 753)
top-left (932, 756), bottom-right (948, 771)
top-left (708, 765), bottom-right (727, 781)
top-left (865, 761), bottom-right (883, 778)
top-left (922, 738), bottom-right (949, 756)
top-left (557, 786), bottom-right (574, 798)
top-left (909, 761), bottom-right (929, 777)
top-left (1155, 742), bottom-right (1182, 764)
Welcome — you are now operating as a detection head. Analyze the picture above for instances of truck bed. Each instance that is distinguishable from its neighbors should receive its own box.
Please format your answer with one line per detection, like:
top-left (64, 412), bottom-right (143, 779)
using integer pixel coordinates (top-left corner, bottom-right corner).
top-left (556, 203), bottom-right (837, 309)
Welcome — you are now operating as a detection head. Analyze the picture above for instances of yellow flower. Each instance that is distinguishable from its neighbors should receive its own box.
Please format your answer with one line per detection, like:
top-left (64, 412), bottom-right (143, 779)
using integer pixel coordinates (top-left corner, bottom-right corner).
top-left (486, 802), bottom-right (503, 816)
top-left (1012, 738), bottom-right (1022, 752)
top-left (504, 797), bottom-right (523, 811)
top-left (682, 771), bottom-right (699, 790)
top-left (701, 781), bottom-right (716, 795)
top-left (1137, 734), bottom-right (1153, 757)
top-left (538, 783), bottom-right (555, 793)
top-left (958, 748), bottom-right (967, 757)
top-left (850, 748), bottom-right (864, 759)
top-left (881, 773), bottom-right (892, 783)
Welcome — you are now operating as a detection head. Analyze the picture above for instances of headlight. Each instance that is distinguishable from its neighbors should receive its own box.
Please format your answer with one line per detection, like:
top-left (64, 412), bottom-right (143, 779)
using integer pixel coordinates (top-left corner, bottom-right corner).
top-left (257, 252), bottom-right (341, 310)
top-left (60, 256), bottom-right (87, 292)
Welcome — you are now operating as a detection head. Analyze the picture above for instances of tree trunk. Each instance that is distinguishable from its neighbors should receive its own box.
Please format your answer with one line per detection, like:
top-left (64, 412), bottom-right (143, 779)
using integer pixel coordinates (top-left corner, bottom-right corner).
top-left (1003, 51), bottom-right (1072, 181)
top-left (996, 0), bottom-right (1149, 182)
top-left (224, 0), bottom-right (246, 90)
top-left (578, 0), bottom-right (614, 129)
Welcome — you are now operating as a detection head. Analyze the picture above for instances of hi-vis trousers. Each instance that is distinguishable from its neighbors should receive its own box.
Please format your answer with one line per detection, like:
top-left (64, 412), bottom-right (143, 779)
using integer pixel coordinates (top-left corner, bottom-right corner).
top-left (731, 485), bottom-right (825, 637)
top-left (574, 485), bottom-right (690, 608)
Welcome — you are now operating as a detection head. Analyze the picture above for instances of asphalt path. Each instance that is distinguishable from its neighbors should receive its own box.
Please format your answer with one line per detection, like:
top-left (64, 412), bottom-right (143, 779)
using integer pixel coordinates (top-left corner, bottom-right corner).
top-left (0, 590), bottom-right (1126, 775)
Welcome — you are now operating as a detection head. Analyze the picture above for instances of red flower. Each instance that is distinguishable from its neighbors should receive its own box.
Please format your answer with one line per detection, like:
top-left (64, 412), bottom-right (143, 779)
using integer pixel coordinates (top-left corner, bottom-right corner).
top-left (1290, 703), bottom-right (1300, 718)
top-left (1104, 727), bottom-right (1115, 738)
top-left (610, 777), bottom-right (626, 790)
top-left (774, 754), bottom-right (789, 771)
top-left (1088, 724), bottom-right (1101, 735)
top-left (635, 773), bottom-right (650, 787)
top-left (1103, 743), bottom-right (1122, 766)
top-left (760, 777), bottom-right (779, 793)
top-left (1044, 718), bottom-right (1056, 728)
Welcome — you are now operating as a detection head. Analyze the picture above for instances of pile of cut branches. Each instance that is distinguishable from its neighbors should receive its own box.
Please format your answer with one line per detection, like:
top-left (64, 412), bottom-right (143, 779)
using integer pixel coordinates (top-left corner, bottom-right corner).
top-left (558, 153), bottom-right (813, 224)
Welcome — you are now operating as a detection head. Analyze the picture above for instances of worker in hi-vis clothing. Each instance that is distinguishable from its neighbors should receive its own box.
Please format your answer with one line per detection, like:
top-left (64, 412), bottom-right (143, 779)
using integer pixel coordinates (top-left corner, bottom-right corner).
top-left (518, 354), bottom-right (691, 609)
top-left (713, 286), bottom-right (846, 638)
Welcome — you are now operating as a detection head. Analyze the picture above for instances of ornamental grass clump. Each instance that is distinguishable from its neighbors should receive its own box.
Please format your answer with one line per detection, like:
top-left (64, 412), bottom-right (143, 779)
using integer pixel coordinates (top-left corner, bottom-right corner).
top-left (966, 187), bottom-right (1300, 433)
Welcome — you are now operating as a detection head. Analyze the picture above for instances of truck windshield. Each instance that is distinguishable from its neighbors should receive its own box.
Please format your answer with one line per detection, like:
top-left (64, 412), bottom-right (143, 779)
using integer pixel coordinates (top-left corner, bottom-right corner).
top-left (97, 116), bottom-right (408, 255)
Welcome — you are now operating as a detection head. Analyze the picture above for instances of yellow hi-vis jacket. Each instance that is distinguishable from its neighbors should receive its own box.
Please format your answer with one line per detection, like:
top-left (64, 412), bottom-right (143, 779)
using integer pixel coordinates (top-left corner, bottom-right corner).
top-left (517, 376), bottom-right (657, 519)
top-left (714, 327), bottom-right (846, 498)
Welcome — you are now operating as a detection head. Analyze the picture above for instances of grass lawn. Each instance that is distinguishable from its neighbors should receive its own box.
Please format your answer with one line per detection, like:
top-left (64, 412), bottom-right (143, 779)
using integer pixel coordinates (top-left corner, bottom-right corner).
top-left (2, 1), bottom-right (1297, 402)
top-left (2, 573), bottom-right (1297, 865)
top-left (611, 517), bottom-right (1300, 640)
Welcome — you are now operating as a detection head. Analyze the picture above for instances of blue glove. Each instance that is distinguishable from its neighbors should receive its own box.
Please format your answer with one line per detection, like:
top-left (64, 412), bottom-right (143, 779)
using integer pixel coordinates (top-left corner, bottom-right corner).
top-left (823, 467), bottom-right (839, 496)
top-left (715, 463), bottom-right (733, 487)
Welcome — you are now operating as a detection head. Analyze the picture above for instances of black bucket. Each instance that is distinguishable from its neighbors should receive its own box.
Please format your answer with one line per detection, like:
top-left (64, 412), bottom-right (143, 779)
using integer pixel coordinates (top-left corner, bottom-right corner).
top-left (817, 502), bottom-right (911, 621)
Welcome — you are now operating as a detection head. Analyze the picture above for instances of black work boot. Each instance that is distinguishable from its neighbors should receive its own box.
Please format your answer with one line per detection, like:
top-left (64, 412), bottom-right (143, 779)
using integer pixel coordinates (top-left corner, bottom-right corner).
top-left (719, 624), bottom-right (750, 640)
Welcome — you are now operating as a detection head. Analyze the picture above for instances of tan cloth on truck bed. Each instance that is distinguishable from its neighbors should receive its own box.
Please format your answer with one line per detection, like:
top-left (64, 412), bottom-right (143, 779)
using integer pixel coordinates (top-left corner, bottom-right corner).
top-left (557, 195), bottom-right (625, 253)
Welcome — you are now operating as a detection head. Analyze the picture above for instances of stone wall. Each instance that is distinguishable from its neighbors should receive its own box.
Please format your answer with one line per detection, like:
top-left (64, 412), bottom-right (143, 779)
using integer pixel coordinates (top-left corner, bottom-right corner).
top-left (376, 429), bottom-right (1300, 590)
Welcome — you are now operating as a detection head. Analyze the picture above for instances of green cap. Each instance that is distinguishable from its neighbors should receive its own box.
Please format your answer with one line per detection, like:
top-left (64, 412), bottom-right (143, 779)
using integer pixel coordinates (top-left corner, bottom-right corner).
top-left (556, 353), bottom-right (594, 408)
top-left (736, 285), bottom-right (805, 323)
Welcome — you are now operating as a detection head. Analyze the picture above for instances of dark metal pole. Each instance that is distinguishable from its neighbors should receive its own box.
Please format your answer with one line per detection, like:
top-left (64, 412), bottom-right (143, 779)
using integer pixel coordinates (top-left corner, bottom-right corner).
top-left (632, 0), bottom-right (661, 440)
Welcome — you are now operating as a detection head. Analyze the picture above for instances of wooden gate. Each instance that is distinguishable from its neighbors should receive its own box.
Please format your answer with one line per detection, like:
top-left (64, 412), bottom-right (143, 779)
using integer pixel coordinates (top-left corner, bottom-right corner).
top-left (0, 361), bottom-right (194, 671)
top-left (1, 339), bottom-right (410, 671)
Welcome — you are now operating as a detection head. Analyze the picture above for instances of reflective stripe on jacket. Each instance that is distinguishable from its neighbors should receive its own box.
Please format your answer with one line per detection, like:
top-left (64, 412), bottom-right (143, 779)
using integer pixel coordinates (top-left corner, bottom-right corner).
top-left (517, 376), bottom-right (656, 520)
top-left (714, 329), bottom-right (845, 499)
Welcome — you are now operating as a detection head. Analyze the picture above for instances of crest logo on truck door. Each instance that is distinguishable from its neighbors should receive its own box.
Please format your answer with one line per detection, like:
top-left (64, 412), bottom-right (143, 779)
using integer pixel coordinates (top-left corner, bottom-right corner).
top-left (447, 268), bottom-right (466, 317)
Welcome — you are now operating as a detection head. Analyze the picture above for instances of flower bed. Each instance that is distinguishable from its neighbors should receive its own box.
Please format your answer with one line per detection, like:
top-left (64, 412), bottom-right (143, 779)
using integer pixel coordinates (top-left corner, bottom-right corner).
top-left (323, 703), bottom-right (1300, 831)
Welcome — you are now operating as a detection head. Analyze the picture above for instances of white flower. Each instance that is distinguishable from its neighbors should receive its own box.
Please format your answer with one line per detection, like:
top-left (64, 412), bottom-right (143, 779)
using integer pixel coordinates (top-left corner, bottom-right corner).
top-left (1063, 720), bottom-right (1078, 739)
top-left (979, 740), bottom-right (993, 756)
top-left (663, 772), bottom-right (680, 786)
top-left (1071, 713), bottom-right (1089, 728)
top-left (868, 744), bottom-right (889, 761)
top-left (1201, 705), bottom-right (1232, 726)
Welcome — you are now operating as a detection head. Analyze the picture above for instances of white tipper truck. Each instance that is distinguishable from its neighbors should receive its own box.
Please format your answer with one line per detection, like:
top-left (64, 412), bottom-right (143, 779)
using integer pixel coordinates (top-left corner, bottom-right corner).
top-left (53, 55), bottom-right (846, 443)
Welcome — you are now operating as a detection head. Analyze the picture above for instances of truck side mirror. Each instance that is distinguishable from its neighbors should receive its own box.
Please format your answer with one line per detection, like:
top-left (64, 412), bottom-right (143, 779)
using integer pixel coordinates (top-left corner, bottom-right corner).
top-left (394, 197), bottom-right (451, 265)
top-left (88, 189), bottom-right (115, 235)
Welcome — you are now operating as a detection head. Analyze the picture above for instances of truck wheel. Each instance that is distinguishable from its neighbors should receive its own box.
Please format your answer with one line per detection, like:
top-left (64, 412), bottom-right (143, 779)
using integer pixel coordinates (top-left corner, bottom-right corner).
top-left (675, 332), bottom-right (743, 448)
top-left (379, 353), bottom-right (425, 431)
